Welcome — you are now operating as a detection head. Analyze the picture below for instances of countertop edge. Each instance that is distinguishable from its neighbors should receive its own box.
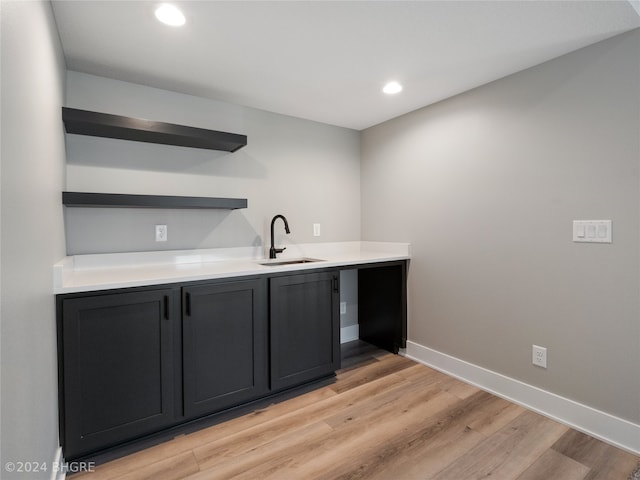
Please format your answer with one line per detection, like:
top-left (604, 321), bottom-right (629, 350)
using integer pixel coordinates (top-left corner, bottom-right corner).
top-left (53, 242), bottom-right (410, 295)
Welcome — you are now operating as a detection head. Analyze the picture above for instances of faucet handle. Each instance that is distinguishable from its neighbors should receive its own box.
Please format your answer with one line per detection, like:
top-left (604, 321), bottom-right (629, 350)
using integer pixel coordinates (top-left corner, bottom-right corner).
top-left (269, 246), bottom-right (286, 259)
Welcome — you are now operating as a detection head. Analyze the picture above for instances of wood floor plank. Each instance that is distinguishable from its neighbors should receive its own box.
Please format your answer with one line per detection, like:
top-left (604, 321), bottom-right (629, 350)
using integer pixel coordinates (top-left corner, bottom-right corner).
top-left (552, 429), bottom-right (640, 480)
top-left (362, 424), bottom-right (487, 480)
top-left (192, 370), bottom-right (411, 470)
top-left (322, 378), bottom-right (453, 429)
top-left (251, 387), bottom-right (461, 479)
top-left (315, 390), bottom-right (521, 480)
top-left (370, 396), bottom-right (527, 480)
top-left (436, 374), bottom-right (483, 399)
top-left (201, 372), bottom-right (460, 480)
top-left (117, 451), bottom-right (200, 480)
top-left (339, 340), bottom-right (382, 370)
top-left (181, 382), bottom-right (337, 446)
top-left (76, 450), bottom-right (199, 480)
top-left (69, 439), bottom-right (191, 480)
top-left (394, 362), bottom-right (442, 382)
top-left (464, 395), bottom-right (525, 436)
top-left (396, 364), bottom-right (481, 399)
top-left (184, 421), bottom-right (334, 480)
top-left (431, 410), bottom-right (569, 479)
top-left (329, 353), bottom-right (416, 394)
top-left (516, 449), bottom-right (590, 480)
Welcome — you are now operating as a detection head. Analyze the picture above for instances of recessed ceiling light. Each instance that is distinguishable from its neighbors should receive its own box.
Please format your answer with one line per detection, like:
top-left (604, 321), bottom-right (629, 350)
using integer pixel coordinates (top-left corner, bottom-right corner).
top-left (383, 81), bottom-right (403, 95)
top-left (155, 4), bottom-right (186, 27)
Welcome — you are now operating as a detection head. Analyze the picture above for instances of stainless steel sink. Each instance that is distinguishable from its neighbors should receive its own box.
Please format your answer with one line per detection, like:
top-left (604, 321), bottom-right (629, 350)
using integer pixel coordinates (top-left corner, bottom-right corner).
top-left (258, 258), bottom-right (324, 266)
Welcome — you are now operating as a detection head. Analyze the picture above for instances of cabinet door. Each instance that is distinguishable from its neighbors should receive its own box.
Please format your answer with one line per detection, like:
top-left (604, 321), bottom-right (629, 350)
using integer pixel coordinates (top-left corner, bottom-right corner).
top-left (60, 289), bottom-right (176, 459)
top-left (182, 279), bottom-right (267, 418)
top-left (270, 271), bottom-right (340, 391)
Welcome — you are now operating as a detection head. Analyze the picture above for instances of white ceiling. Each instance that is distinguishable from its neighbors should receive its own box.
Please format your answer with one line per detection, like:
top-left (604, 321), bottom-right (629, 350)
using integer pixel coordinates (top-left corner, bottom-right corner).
top-left (51, 1), bottom-right (640, 131)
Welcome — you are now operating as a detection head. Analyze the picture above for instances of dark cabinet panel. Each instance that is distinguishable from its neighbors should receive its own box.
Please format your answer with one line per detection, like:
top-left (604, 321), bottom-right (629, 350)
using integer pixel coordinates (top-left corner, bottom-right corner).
top-left (182, 279), bottom-right (268, 418)
top-left (270, 271), bottom-right (340, 391)
top-left (59, 289), bottom-right (177, 459)
top-left (358, 262), bottom-right (407, 354)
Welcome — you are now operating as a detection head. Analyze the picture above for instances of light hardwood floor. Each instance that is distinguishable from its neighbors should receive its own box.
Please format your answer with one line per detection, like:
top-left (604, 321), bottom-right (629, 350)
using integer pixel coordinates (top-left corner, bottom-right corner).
top-left (73, 342), bottom-right (639, 480)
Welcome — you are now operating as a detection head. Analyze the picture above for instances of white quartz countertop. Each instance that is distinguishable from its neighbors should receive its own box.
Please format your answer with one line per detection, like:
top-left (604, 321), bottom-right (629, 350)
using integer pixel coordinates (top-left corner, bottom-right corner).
top-left (53, 241), bottom-right (410, 294)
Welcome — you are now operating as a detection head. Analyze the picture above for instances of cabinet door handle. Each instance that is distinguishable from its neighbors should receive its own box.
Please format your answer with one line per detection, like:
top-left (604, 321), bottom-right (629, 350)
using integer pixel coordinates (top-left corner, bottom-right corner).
top-left (333, 276), bottom-right (339, 292)
top-left (185, 292), bottom-right (191, 316)
top-left (164, 295), bottom-right (170, 320)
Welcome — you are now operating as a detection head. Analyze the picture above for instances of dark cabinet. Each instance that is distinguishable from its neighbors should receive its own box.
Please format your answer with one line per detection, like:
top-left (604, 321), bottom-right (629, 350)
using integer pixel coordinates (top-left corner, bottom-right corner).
top-left (57, 262), bottom-right (405, 461)
top-left (358, 262), bottom-right (407, 354)
top-left (58, 288), bottom-right (177, 459)
top-left (269, 271), bottom-right (340, 391)
top-left (182, 279), bottom-right (268, 418)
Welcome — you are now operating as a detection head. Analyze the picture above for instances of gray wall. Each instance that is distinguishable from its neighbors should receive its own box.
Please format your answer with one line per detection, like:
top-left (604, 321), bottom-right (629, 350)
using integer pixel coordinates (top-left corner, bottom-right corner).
top-left (64, 72), bottom-right (361, 255)
top-left (361, 29), bottom-right (640, 424)
top-left (1, 1), bottom-right (67, 477)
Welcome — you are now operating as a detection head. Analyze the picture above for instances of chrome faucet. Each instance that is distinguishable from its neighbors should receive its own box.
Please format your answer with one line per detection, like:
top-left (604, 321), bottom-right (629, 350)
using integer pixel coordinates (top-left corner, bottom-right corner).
top-left (269, 214), bottom-right (290, 258)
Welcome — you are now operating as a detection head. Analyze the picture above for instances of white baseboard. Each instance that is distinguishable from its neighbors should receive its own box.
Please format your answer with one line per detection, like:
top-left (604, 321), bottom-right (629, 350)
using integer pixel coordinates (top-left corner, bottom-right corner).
top-left (405, 340), bottom-right (640, 455)
top-left (340, 324), bottom-right (359, 344)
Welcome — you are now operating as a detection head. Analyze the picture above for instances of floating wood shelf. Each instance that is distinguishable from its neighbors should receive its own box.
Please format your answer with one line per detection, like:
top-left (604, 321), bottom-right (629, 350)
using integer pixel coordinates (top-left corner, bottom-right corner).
top-left (62, 192), bottom-right (248, 210)
top-left (62, 107), bottom-right (247, 152)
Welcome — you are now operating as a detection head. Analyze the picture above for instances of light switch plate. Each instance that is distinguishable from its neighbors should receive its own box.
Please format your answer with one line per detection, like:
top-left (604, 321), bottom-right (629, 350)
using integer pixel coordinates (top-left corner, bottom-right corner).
top-left (313, 223), bottom-right (321, 237)
top-left (573, 220), bottom-right (611, 243)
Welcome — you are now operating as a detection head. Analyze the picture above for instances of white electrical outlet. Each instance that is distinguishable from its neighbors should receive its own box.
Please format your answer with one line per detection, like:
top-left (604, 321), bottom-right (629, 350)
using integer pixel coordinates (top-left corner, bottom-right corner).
top-left (340, 301), bottom-right (347, 315)
top-left (155, 224), bottom-right (168, 242)
top-left (313, 223), bottom-right (321, 237)
top-left (532, 345), bottom-right (547, 368)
